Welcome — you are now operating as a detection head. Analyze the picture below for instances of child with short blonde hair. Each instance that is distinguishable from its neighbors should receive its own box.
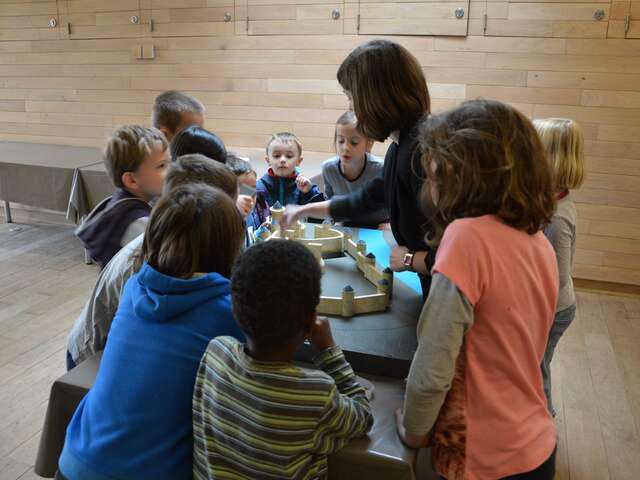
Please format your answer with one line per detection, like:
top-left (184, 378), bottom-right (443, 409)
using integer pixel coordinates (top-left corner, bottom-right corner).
top-left (534, 117), bottom-right (585, 417)
top-left (256, 132), bottom-right (324, 207)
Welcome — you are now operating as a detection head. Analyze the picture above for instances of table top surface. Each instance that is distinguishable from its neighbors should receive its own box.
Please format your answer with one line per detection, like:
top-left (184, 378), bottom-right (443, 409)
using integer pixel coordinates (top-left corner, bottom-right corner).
top-left (0, 141), bottom-right (101, 169)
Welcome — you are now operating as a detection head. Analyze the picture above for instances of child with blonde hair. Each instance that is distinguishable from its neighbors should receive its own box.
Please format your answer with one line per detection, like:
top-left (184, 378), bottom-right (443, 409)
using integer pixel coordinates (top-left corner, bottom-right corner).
top-left (534, 118), bottom-right (585, 417)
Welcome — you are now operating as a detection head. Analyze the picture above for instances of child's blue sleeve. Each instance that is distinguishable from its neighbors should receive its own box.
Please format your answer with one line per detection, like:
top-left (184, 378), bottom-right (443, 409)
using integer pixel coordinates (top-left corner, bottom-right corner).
top-left (299, 184), bottom-right (325, 205)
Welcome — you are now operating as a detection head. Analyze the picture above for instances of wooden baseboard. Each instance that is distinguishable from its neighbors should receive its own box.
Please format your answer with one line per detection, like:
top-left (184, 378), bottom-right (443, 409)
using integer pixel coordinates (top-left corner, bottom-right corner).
top-left (574, 278), bottom-right (640, 297)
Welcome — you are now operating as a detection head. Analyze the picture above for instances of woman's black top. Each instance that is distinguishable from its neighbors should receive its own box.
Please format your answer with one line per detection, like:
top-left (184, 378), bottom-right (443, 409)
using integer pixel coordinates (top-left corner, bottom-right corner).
top-left (329, 120), bottom-right (434, 297)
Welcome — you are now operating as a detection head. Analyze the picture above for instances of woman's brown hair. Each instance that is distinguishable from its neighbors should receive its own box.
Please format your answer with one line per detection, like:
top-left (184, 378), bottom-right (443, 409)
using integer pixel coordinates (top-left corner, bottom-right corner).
top-left (135, 184), bottom-right (244, 279)
top-left (420, 99), bottom-right (555, 245)
top-left (337, 40), bottom-right (430, 142)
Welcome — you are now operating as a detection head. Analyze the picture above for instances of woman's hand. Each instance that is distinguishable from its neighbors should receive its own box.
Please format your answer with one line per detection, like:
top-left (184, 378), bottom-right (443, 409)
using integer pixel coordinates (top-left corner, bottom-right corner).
top-left (281, 201), bottom-right (331, 230)
top-left (281, 204), bottom-right (306, 230)
top-left (395, 408), bottom-right (429, 449)
top-left (390, 245), bottom-right (410, 272)
top-left (390, 247), bottom-right (430, 275)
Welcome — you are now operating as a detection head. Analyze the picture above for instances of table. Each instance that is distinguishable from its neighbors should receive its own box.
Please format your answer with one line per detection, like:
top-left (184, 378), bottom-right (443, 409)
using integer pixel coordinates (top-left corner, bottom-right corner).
top-left (33, 353), bottom-right (418, 479)
top-left (34, 227), bottom-right (426, 478)
top-left (66, 161), bottom-right (112, 223)
top-left (0, 142), bottom-right (101, 222)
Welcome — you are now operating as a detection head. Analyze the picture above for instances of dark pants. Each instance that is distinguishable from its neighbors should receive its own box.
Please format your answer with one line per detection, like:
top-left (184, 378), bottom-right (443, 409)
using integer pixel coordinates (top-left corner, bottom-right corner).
top-left (500, 447), bottom-right (557, 480)
top-left (66, 350), bottom-right (76, 371)
top-left (434, 446), bottom-right (556, 480)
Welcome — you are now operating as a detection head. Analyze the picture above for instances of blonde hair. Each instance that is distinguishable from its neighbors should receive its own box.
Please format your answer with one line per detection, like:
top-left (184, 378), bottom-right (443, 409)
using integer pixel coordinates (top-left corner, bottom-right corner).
top-left (104, 125), bottom-right (168, 188)
top-left (266, 132), bottom-right (302, 156)
top-left (533, 118), bottom-right (585, 191)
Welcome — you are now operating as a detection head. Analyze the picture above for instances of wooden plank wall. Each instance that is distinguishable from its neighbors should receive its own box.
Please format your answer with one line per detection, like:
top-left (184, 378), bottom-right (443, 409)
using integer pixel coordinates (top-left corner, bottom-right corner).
top-left (0, 0), bottom-right (639, 286)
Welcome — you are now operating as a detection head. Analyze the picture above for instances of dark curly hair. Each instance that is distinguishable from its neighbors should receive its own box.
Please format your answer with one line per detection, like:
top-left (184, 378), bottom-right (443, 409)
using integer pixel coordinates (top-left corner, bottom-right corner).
top-left (231, 240), bottom-right (321, 349)
top-left (420, 99), bottom-right (555, 245)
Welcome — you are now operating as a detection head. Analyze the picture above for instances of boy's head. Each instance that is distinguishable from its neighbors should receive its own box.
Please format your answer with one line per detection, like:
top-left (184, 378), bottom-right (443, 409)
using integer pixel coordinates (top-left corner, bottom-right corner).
top-left (170, 125), bottom-right (227, 164)
top-left (265, 132), bottom-right (303, 178)
top-left (152, 90), bottom-right (205, 141)
top-left (164, 154), bottom-right (238, 200)
top-left (533, 118), bottom-right (585, 192)
top-left (231, 240), bottom-right (321, 350)
top-left (104, 125), bottom-right (169, 202)
top-left (226, 153), bottom-right (257, 188)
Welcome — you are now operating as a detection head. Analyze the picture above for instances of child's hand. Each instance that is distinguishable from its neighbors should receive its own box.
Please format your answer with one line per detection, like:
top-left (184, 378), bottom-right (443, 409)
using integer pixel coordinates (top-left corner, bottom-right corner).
top-left (236, 195), bottom-right (255, 218)
top-left (395, 408), bottom-right (430, 449)
top-left (308, 316), bottom-right (336, 352)
top-left (296, 175), bottom-right (312, 194)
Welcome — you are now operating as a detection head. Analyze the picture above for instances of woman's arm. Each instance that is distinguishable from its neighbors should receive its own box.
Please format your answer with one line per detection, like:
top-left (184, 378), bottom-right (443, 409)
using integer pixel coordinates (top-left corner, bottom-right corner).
top-left (398, 272), bottom-right (474, 445)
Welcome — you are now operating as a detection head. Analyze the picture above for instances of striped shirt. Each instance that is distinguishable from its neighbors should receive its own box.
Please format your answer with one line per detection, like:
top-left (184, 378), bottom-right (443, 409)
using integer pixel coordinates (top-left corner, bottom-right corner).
top-left (192, 336), bottom-right (373, 480)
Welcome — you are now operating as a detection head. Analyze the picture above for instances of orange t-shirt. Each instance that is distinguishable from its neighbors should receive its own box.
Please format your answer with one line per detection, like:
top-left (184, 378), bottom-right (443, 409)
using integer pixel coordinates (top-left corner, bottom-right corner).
top-left (432, 215), bottom-right (558, 480)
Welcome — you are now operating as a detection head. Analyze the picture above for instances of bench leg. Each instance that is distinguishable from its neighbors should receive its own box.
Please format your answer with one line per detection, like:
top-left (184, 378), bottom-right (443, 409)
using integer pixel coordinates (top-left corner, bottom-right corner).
top-left (84, 248), bottom-right (93, 265)
top-left (4, 201), bottom-right (11, 223)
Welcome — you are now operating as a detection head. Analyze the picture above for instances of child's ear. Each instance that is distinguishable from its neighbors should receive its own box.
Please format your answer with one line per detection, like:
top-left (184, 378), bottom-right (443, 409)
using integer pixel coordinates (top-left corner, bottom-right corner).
top-left (296, 156), bottom-right (304, 166)
top-left (159, 127), bottom-right (172, 141)
top-left (121, 172), bottom-right (138, 192)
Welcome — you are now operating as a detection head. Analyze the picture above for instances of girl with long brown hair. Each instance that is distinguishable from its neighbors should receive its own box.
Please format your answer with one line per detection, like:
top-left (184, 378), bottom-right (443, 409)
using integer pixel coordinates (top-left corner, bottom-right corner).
top-left (397, 99), bottom-right (559, 480)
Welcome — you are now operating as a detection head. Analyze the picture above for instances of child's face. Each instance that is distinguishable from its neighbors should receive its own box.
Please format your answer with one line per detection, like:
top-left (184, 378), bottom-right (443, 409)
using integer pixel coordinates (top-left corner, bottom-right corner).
top-left (336, 123), bottom-right (370, 166)
top-left (238, 171), bottom-right (257, 188)
top-left (129, 142), bottom-right (170, 201)
top-left (266, 141), bottom-right (302, 177)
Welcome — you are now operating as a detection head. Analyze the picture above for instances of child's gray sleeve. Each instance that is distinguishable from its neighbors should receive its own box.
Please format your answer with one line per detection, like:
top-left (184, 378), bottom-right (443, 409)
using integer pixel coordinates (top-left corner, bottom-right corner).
top-left (402, 273), bottom-right (474, 436)
top-left (121, 217), bottom-right (148, 247)
top-left (322, 168), bottom-right (334, 199)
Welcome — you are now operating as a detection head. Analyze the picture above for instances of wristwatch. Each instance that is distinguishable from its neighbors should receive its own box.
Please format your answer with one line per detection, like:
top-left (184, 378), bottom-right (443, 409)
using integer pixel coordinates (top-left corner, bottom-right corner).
top-left (402, 251), bottom-right (415, 272)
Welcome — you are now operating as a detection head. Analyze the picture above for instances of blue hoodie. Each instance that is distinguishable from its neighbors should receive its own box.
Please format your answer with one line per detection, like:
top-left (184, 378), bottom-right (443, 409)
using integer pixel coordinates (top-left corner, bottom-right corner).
top-left (59, 263), bottom-right (245, 480)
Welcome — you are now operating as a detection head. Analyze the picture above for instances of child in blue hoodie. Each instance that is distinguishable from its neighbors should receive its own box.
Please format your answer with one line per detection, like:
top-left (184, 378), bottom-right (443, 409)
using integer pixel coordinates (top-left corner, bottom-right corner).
top-left (255, 132), bottom-right (324, 212)
top-left (58, 183), bottom-right (246, 480)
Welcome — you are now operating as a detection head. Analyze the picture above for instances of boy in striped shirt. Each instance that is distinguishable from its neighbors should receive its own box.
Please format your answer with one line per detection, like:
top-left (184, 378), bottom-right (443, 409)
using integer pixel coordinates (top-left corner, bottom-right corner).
top-left (192, 240), bottom-right (373, 480)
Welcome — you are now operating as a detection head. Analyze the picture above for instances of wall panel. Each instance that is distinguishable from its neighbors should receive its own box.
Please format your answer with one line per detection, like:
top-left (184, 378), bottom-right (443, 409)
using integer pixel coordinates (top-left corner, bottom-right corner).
top-left (0, 2), bottom-right (639, 285)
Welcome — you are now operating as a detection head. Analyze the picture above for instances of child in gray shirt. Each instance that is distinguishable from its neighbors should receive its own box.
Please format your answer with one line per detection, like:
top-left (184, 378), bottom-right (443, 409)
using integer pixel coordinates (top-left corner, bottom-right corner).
top-left (534, 118), bottom-right (585, 416)
top-left (322, 111), bottom-right (389, 228)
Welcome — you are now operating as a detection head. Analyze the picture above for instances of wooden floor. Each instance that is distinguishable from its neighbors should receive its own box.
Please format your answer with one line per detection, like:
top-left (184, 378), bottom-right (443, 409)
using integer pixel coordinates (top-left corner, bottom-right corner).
top-left (0, 222), bottom-right (639, 480)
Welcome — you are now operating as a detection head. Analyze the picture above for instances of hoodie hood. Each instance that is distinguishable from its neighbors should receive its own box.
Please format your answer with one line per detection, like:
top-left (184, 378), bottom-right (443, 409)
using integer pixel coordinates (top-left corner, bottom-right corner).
top-left (132, 262), bottom-right (230, 323)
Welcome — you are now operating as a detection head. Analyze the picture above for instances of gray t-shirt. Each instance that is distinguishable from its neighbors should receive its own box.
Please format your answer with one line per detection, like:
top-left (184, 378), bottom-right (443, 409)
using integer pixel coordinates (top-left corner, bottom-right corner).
top-left (67, 234), bottom-right (143, 363)
top-left (544, 194), bottom-right (577, 312)
top-left (322, 153), bottom-right (389, 227)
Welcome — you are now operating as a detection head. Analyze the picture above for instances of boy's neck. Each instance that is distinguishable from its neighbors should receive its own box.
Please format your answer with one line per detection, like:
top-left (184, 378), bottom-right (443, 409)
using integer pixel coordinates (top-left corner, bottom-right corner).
top-left (119, 187), bottom-right (150, 203)
top-left (245, 338), bottom-right (299, 363)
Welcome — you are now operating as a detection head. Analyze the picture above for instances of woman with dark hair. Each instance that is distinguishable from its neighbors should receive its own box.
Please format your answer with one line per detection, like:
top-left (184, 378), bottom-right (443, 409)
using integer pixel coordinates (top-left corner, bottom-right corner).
top-left (170, 125), bottom-right (227, 163)
top-left (281, 39), bottom-right (433, 297)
